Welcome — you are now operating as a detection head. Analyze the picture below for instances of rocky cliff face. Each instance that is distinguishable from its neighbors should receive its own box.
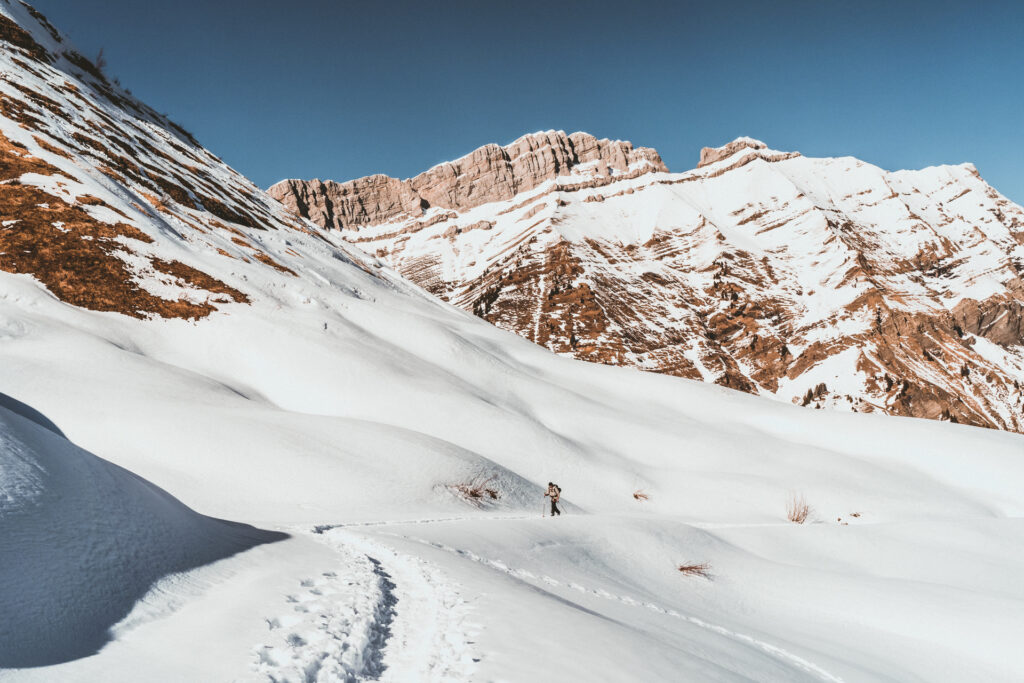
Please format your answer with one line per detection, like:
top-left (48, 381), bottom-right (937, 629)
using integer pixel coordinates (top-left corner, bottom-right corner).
top-left (698, 136), bottom-right (766, 167)
top-left (275, 135), bottom-right (1024, 433)
top-left (268, 131), bottom-right (666, 231)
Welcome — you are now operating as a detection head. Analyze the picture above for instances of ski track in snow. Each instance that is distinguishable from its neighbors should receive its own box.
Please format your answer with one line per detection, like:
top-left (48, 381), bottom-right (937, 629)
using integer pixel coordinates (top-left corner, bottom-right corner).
top-left (312, 515), bottom-right (843, 682)
top-left (252, 533), bottom-right (475, 683)
top-left (389, 533), bottom-right (845, 683)
top-left (313, 513), bottom-right (534, 534)
top-left (313, 516), bottom-right (817, 535)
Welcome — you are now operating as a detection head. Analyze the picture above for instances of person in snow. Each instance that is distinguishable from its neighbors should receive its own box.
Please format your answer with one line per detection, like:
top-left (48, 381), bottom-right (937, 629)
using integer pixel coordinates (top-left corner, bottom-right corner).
top-left (545, 482), bottom-right (562, 516)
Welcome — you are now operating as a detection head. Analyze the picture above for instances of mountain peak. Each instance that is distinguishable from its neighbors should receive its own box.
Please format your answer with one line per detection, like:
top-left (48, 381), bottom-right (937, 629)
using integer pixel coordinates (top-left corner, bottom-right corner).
top-left (269, 130), bottom-right (668, 231)
top-left (698, 137), bottom-right (770, 167)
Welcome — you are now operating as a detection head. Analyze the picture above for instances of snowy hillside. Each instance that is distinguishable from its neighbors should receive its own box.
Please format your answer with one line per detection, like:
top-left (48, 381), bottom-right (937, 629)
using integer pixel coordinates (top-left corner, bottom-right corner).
top-left (274, 135), bottom-right (1024, 433)
top-left (2, 2), bottom-right (1024, 681)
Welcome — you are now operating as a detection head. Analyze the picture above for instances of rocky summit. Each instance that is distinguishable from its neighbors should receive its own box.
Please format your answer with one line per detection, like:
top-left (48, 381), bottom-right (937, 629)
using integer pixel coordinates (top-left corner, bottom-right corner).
top-left (268, 131), bottom-right (666, 231)
top-left (273, 135), bottom-right (1024, 432)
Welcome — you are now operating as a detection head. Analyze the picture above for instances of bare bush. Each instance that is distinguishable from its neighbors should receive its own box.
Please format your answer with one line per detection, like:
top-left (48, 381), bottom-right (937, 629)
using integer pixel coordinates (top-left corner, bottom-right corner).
top-left (787, 493), bottom-right (812, 524)
top-left (677, 562), bottom-right (712, 579)
top-left (633, 489), bottom-right (649, 501)
top-left (449, 475), bottom-right (500, 506)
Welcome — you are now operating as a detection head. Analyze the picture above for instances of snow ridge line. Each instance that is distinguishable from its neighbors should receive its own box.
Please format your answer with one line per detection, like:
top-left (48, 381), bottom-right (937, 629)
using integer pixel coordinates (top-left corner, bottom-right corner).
top-left (398, 535), bottom-right (844, 683)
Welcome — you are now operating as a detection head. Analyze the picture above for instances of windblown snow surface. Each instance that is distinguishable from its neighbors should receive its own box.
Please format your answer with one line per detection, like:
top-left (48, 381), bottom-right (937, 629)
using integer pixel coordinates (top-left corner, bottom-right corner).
top-left (1, 2), bottom-right (1024, 681)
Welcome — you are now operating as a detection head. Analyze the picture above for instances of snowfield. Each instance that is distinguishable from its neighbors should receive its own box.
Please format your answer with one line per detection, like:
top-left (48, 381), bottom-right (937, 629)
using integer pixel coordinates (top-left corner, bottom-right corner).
top-left (1, 2), bottom-right (1023, 681)
top-left (3, 252), bottom-right (1024, 682)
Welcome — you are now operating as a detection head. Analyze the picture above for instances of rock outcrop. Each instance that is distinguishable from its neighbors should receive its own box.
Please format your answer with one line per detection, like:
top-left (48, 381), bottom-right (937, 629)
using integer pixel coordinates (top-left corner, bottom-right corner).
top-left (268, 130), bottom-right (666, 231)
top-left (698, 136), bottom-right (768, 167)
top-left (271, 175), bottom-right (426, 232)
top-left (276, 135), bottom-right (1024, 434)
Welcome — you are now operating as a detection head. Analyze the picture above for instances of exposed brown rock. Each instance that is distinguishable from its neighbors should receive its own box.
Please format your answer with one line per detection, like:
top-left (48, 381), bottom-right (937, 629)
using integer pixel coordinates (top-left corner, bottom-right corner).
top-left (952, 286), bottom-right (1024, 348)
top-left (268, 174), bottom-right (425, 232)
top-left (698, 137), bottom-right (768, 167)
top-left (408, 131), bottom-right (665, 212)
top-left (267, 131), bottom-right (667, 232)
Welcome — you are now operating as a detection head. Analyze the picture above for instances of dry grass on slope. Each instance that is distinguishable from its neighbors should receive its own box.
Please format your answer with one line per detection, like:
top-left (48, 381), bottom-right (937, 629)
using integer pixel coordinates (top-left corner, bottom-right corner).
top-left (0, 131), bottom-right (247, 319)
top-left (448, 476), bottom-right (501, 507)
top-left (787, 493), bottom-right (812, 524)
top-left (677, 563), bottom-right (712, 579)
top-left (0, 14), bottom-right (52, 64)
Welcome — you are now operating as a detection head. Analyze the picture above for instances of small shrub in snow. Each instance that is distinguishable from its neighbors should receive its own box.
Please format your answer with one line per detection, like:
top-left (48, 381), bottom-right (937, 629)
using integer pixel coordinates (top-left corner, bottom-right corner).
top-left (838, 511), bottom-right (862, 525)
top-left (677, 563), bottom-right (712, 579)
top-left (787, 493), bottom-right (812, 524)
top-left (94, 47), bottom-right (107, 74)
top-left (449, 475), bottom-right (500, 506)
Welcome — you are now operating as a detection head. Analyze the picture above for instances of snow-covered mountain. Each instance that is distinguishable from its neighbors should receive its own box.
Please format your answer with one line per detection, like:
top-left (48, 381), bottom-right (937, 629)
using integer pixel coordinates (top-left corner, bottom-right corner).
top-left (3, 3), bottom-right (1024, 681)
top-left (272, 134), bottom-right (1024, 433)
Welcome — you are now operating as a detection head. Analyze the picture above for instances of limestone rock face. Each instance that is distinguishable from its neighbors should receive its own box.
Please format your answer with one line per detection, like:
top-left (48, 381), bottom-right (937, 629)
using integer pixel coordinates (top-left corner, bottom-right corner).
top-left (270, 176), bottom-right (425, 232)
top-left (268, 131), bottom-right (667, 231)
top-left (698, 137), bottom-right (767, 167)
top-left (276, 135), bottom-right (1024, 434)
top-left (953, 285), bottom-right (1024, 348)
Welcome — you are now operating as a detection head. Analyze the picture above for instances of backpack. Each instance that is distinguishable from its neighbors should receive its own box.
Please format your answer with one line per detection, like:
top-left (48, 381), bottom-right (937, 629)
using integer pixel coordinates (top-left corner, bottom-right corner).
top-left (553, 484), bottom-right (561, 496)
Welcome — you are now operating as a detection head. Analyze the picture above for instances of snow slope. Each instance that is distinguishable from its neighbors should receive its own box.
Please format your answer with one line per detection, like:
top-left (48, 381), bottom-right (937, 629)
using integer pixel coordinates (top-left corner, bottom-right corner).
top-left (0, 398), bottom-right (284, 668)
top-left (1, 3), bottom-right (1024, 681)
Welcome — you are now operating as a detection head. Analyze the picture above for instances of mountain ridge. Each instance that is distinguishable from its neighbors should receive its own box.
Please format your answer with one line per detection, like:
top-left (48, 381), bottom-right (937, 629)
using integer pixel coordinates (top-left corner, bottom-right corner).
top-left (268, 129), bottom-right (666, 232)
top-left (273, 133), bottom-right (1024, 432)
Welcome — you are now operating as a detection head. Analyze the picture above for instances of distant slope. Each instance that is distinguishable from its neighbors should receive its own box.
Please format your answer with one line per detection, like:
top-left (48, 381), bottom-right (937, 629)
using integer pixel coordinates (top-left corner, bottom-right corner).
top-left (274, 136), bottom-right (1024, 432)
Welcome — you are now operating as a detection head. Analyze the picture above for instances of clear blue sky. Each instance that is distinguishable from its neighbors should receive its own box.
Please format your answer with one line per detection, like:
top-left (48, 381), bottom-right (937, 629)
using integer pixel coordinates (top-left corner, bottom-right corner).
top-left (30, 1), bottom-right (1024, 202)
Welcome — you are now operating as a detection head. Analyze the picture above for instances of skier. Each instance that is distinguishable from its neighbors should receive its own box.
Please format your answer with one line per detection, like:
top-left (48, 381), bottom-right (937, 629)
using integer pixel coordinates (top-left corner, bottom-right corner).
top-left (545, 482), bottom-right (562, 516)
